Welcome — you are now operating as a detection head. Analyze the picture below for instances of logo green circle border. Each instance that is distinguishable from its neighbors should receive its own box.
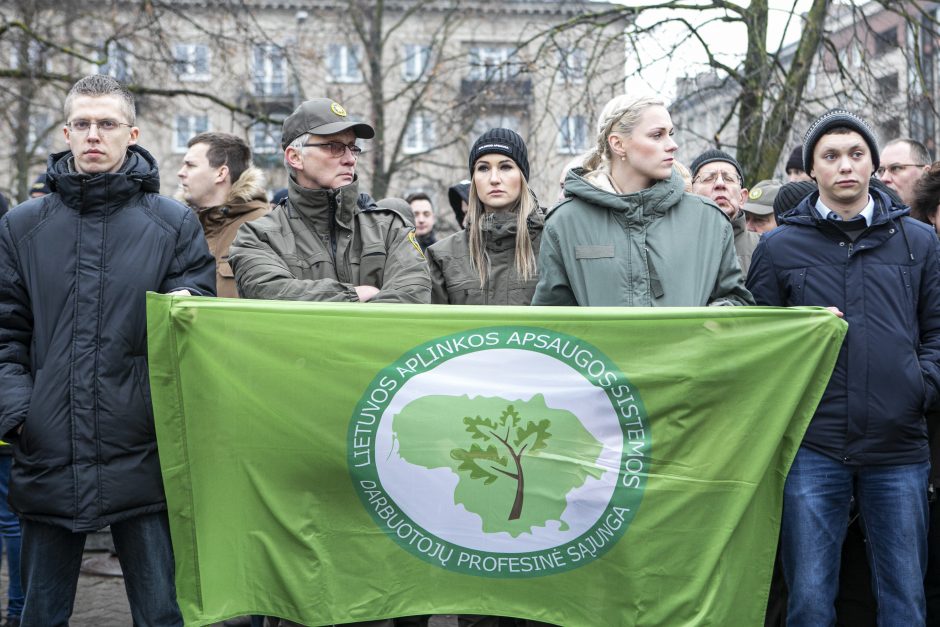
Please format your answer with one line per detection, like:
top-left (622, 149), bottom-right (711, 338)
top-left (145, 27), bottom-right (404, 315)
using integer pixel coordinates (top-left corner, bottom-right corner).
top-left (348, 325), bottom-right (651, 578)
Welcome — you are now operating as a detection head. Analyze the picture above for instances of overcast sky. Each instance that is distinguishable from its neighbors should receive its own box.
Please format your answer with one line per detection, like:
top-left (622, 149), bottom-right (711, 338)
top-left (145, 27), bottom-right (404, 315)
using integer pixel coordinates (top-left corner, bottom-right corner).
top-left (619, 1), bottom-right (816, 101)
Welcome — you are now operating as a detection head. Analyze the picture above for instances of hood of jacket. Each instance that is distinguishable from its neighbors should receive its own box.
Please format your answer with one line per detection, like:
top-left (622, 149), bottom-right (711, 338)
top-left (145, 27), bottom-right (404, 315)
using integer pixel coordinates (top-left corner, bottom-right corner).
top-left (563, 165), bottom-right (685, 221)
top-left (46, 144), bottom-right (160, 213)
top-left (176, 165), bottom-right (269, 218)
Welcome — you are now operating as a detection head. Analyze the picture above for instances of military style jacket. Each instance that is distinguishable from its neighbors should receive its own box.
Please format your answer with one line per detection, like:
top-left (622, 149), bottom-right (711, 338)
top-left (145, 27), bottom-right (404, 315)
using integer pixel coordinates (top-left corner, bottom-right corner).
top-left (427, 209), bottom-right (543, 306)
top-left (230, 175), bottom-right (430, 303)
top-left (532, 167), bottom-right (753, 307)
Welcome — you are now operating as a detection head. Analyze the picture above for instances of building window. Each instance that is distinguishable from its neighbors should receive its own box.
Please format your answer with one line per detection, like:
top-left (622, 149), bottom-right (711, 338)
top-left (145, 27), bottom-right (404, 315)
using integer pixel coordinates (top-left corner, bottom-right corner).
top-left (875, 27), bottom-right (899, 56)
top-left (97, 41), bottom-right (132, 82)
top-left (404, 113), bottom-right (435, 154)
top-left (402, 44), bottom-right (430, 82)
top-left (328, 44), bottom-right (363, 83)
top-left (174, 114), bottom-right (209, 153)
top-left (557, 115), bottom-right (589, 155)
top-left (472, 114), bottom-right (522, 139)
top-left (27, 113), bottom-right (53, 150)
top-left (557, 47), bottom-right (585, 83)
top-left (252, 45), bottom-right (288, 96)
top-left (468, 46), bottom-right (520, 82)
top-left (174, 44), bottom-right (211, 82)
top-left (252, 121), bottom-right (282, 154)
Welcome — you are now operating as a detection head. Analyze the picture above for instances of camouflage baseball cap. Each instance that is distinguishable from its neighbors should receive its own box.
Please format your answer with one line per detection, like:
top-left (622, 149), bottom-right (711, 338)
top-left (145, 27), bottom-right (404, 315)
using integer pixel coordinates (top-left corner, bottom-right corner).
top-left (280, 98), bottom-right (375, 149)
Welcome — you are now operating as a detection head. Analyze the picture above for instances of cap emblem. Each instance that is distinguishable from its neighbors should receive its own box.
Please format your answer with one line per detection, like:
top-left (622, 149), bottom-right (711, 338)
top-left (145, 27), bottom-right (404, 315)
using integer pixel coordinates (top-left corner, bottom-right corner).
top-left (331, 102), bottom-right (347, 117)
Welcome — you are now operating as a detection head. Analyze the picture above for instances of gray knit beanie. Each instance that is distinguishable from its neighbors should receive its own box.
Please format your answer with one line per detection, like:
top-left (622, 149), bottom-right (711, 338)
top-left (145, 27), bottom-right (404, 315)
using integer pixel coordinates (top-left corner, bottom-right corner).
top-left (690, 149), bottom-right (744, 183)
top-left (802, 109), bottom-right (880, 176)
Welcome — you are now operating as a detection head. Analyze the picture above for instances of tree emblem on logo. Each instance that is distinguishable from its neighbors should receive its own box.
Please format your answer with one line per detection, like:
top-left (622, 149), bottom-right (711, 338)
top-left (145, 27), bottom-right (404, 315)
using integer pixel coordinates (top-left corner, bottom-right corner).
top-left (450, 404), bottom-right (551, 521)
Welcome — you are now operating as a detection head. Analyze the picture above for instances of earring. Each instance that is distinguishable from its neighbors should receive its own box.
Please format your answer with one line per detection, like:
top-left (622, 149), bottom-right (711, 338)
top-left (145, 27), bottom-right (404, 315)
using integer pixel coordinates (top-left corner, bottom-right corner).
top-left (620, 155), bottom-right (626, 162)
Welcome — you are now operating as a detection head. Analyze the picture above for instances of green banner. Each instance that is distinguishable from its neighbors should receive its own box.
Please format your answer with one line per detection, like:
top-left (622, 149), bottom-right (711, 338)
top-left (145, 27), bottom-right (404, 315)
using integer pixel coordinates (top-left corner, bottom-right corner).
top-left (146, 295), bottom-right (845, 626)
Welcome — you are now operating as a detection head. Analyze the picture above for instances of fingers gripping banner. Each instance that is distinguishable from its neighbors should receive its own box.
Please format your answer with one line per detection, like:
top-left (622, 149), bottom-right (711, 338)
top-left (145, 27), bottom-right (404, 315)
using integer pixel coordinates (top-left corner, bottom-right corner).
top-left (146, 295), bottom-right (845, 626)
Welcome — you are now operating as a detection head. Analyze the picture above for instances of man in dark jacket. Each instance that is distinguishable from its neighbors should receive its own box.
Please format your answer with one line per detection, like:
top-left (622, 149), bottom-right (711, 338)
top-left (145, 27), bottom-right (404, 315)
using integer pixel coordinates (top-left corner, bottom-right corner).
top-left (0, 75), bottom-right (215, 626)
top-left (747, 109), bottom-right (940, 625)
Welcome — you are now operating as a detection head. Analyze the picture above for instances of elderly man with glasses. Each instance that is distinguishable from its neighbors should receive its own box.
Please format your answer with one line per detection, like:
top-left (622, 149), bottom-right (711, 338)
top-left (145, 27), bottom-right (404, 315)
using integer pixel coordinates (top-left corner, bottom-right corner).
top-left (690, 149), bottom-right (760, 276)
top-left (230, 98), bottom-right (430, 303)
top-left (878, 137), bottom-right (931, 207)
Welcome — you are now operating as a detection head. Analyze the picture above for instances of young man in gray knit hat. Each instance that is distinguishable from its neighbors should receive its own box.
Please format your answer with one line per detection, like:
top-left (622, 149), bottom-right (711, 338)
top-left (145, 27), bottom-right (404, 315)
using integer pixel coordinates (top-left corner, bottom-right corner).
top-left (747, 108), bottom-right (940, 625)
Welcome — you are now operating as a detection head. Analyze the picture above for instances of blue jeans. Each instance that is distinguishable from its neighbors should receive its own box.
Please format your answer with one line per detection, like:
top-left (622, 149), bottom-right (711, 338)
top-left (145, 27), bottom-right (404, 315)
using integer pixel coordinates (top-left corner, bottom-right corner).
top-left (781, 446), bottom-right (929, 627)
top-left (0, 456), bottom-right (22, 619)
top-left (20, 510), bottom-right (182, 627)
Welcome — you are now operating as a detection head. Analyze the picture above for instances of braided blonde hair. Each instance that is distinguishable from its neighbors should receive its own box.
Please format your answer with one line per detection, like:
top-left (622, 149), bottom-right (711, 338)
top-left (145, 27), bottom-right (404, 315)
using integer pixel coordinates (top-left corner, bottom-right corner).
top-left (582, 95), bottom-right (666, 173)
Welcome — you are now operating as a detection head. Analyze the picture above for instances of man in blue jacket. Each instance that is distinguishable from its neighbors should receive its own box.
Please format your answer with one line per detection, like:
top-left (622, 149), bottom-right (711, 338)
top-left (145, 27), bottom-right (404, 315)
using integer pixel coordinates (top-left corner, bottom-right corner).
top-left (747, 109), bottom-right (940, 625)
top-left (0, 75), bottom-right (215, 626)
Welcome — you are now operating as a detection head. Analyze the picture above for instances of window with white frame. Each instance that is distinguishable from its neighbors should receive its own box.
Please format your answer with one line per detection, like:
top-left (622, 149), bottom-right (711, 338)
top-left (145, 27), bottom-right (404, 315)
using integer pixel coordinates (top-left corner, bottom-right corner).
top-left (472, 114), bottom-right (522, 139)
top-left (557, 115), bottom-right (589, 154)
top-left (252, 45), bottom-right (288, 96)
top-left (468, 46), bottom-right (520, 82)
top-left (97, 41), bottom-right (132, 82)
top-left (27, 113), bottom-right (53, 150)
top-left (402, 44), bottom-right (430, 82)
top-left (404, 113), bottom-right (435, 154)
top-left (252, 121), bottom-right (282, 154)
top-left (328, 44), bottom-right (363, 83)
top-left (557, 47), bottom-right (585, 83)
top-left (174, 43), bottom-right (211, 81)
top-left (173, 114), bottom-right (209, 153)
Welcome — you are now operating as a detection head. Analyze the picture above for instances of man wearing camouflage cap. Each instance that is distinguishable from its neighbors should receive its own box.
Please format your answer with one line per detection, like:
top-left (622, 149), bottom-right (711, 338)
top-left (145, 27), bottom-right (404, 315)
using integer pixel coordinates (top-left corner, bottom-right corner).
top-left (741, 180), bottom-right (780, 234)
top-left (230, 98), bottom-right (430, 303)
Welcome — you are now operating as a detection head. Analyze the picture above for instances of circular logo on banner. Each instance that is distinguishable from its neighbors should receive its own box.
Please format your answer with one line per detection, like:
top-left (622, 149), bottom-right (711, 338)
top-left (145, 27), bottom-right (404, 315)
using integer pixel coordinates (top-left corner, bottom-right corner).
top-left (348, 326), bottom-right (650, 578)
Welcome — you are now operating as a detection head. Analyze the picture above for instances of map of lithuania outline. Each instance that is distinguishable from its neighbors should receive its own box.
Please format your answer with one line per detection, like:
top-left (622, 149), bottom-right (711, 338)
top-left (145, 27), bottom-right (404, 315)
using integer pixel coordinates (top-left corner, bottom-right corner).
top-left (392, 394), bottom-right (606, 537)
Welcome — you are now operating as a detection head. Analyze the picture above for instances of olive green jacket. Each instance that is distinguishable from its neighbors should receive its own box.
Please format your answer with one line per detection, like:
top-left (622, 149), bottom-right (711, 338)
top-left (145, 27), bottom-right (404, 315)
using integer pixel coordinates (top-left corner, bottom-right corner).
top-left (230, 176), bottom-right (431, 303)
top-left (426, 209), bottom-right (543, 305)
top-left (532, 167), bottom-right (754, 307)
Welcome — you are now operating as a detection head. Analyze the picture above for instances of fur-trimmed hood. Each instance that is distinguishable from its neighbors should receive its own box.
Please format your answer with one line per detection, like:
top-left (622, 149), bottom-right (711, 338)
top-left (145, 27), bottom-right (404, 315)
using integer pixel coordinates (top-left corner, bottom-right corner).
top-left (177, 165), bottom-right (270, 217)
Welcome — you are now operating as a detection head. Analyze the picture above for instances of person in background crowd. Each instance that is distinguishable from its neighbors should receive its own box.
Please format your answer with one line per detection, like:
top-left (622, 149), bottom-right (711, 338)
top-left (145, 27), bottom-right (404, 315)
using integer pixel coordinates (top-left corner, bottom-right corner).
top-left (785, 145), bottom-right (813, 182)
top-left (690, 148), bottom-right (760, 275)
top-left (0, 74), bottom-right (215, 626)
top-left (427, 128), bottom-right (542, 307)
top-left (773, 180), bottom-right (817, 224)
top-left (747, 109), bottom-right (940, 626)
top-left (532, 94), bottom-right (752, 307)
top-left (177, 132), bottom-right (270, 299)
top-left (28, 175), bottom-right (50, 199)
top-left (448, 180), bottom-right (471, 230)
top-left (557, 153), bottom-right (586, 200)
top-left (230, 98), bottom-right (430, 305)
top-left (911, 164), bottom-right (940, 626)
top-left (406, 192), bottom-right (437, 251)
top-left (742, 180), bottom-right (781, 233)
top-left (0, 428), bottom-right (20, 627)
top-left (878, 138), bottom-right (930, 206)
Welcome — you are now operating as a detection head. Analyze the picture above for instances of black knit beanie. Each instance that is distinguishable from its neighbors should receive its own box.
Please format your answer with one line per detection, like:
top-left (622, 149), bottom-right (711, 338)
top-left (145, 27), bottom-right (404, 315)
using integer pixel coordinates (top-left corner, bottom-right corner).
top-left (802, 109), bottom-right (880, 176)
top-left (786, 145), bottom-right (804, 173)
top-left (689, 149), bottom-right (744, 183)
top-left (469, 128), bottom-right (530, 181)
top-left (773, 180), bottom-right (817, 220)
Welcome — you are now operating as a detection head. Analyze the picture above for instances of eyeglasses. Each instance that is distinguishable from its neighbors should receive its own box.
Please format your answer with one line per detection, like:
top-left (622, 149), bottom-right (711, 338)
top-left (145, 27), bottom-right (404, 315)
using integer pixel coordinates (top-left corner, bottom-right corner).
top-left (67, 119), bottom-right (133, 133)
top-left (303, 141), bottom-right (362, 158)
top-left (876, 163), bottom-right (926, 177)
top-left (693, 170), bottom-right (742, 187)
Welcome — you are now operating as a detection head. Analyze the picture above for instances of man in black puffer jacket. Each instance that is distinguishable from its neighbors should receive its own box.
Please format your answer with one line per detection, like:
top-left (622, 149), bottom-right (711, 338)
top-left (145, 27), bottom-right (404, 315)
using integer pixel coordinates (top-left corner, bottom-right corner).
top-left (748, 109), bottom-right (940, 626)
top-left (0, 75), bottom-right (215, 626)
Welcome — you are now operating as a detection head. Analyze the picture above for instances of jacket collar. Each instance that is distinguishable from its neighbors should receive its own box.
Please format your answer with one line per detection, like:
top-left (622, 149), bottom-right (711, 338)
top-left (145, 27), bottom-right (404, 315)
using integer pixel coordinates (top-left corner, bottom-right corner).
top-left (47, 145), bottom-right (160, 214)
top-left (564, 166), bottom-right (684, 220)
top-left (782, 185), bottom-right (909, 228)
top-left (286, 174), bottom-right (360, 232)
top-left (475, 206), bottom-right (544, 252)
top-left (191, 166), bottom-right (270, 226)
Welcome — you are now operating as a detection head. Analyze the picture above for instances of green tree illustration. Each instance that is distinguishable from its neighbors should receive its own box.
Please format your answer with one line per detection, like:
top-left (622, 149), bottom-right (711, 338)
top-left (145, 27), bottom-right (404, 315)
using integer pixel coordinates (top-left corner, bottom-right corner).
top-left (450, 404), bottom-right (552, 521)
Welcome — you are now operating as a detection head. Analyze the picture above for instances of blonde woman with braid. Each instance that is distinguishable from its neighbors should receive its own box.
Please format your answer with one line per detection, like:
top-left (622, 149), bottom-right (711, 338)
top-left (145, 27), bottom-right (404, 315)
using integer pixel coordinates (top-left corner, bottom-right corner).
top-left (532, 95), bottom-right (753, 307)
top-left (427, 128), bottom-right (543, 306)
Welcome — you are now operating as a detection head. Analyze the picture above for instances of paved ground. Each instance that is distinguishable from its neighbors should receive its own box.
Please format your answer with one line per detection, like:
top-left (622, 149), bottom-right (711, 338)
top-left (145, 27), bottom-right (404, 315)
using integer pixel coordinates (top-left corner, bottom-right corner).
top-left (0, 546), bottom-right (459, 626)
